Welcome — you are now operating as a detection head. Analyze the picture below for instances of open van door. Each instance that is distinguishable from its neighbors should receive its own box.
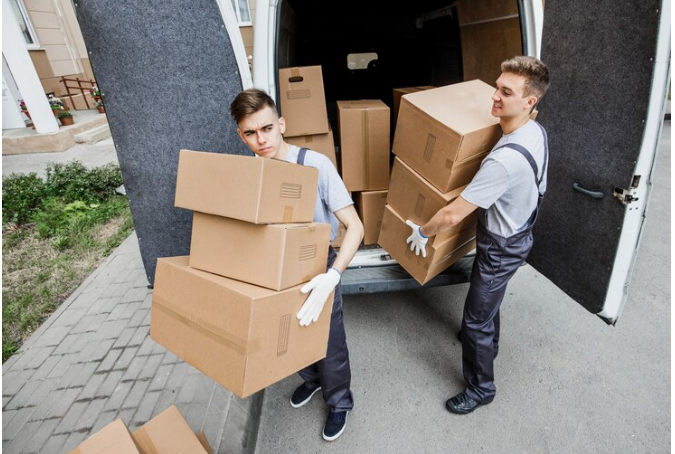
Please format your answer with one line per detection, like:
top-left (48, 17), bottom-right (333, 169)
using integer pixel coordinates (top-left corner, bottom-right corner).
top-left (75, 0), bottom-right (253, 284)
top-left (528, 0), bottom-right (671, 325)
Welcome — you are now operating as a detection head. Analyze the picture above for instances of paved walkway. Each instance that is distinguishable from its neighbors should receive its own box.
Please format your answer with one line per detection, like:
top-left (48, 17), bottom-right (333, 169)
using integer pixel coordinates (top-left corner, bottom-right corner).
top-left (2, 233), bottom-right (260, 453)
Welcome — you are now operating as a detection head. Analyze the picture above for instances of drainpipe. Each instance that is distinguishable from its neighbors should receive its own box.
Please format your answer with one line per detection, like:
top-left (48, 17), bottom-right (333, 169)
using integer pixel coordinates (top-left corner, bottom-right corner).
top-left (2, 0), bottom-right (59, 134)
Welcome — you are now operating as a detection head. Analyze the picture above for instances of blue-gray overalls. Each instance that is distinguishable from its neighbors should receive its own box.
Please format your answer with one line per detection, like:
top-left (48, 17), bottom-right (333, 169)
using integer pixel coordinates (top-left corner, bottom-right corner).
top-left (296, 148), bottom-right (354, 413)
top-left (461, 123), bottom-right (548, 404)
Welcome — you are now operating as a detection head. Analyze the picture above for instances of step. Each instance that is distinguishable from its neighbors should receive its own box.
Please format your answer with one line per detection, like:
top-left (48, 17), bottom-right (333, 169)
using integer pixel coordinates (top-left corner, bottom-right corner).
top-left (74, 123), bottom-right (111, 144)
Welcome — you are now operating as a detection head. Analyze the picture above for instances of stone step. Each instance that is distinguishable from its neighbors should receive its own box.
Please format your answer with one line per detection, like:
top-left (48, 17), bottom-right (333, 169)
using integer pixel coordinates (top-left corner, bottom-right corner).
top-left (74, 123), bottom-right (111, 144)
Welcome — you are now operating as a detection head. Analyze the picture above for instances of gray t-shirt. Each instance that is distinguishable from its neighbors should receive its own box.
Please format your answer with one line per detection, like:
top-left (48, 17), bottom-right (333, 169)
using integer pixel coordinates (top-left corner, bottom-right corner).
top-left (461, 120), bottom-right (547, 238)
top-left (284, 145), bottom-right (353, 242)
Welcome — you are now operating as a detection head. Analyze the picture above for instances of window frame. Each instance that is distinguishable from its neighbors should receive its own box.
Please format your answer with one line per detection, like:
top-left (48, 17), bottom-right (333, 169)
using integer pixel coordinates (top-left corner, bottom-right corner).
top-left (10, 0), bottom-right (40, 49)
top-left (230, 0), bottom-right (253, 26)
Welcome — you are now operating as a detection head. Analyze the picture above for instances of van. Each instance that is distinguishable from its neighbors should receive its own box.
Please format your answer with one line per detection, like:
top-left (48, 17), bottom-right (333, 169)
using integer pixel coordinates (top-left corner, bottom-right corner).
top-left (76, 0), bottom-right (670, 324)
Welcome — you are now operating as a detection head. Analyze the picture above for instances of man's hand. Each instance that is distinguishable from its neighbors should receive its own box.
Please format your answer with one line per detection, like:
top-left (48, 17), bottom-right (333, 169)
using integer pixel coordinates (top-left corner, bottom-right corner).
top-left (297, 268), bottom-right (341, 326)
top-left (406, 220), bottom-right (429, 258)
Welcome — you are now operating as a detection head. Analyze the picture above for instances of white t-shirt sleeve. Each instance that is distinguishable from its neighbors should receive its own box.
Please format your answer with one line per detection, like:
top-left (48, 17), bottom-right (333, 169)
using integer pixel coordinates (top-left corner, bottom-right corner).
top-left (316, 154), bottom-right (353, 214)
top-left (460, 158), bottom-right (510, 209)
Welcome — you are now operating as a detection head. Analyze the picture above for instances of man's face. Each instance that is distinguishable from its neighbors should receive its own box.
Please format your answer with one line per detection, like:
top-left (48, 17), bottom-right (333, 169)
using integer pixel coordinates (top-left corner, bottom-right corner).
top-left (491, 72), bottom-right (537, 119)
top-left (237, 105), bottom-right (286, 159)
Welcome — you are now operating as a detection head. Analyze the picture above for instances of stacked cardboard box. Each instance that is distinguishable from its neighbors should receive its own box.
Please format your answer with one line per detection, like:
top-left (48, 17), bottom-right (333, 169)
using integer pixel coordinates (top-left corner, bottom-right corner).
top-left (379, 80), bottom-right (503, 284)
top-left (355, 190), bottom-right (388, 246)
top-left (68, 406), bottom-right (211, 454)
top-left (152, 150), bottom-right (334, 398)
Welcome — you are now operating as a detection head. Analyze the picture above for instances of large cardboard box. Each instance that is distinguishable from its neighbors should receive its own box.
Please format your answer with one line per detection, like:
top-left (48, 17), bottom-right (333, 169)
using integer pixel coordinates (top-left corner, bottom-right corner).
top-left (175, 150), bottom-right (318, 224)
top-left (337, 100), bottom-right (390, 191)
top-left (387, 157), bottom-right (478, 243)
top-left (286, 127), bottom-right (337, 169)
top-left (67, 419), bottom-right (140, 454)
top-left (151, 256), bottom-right (333, 398)
top-left (279, 66), bottom-right (329, 137)
top-left (132, 406), bottom-right (209, 454)
top-left (356, 190), bottom-right (388, 245)
top-left (392, 80), bottom-right (502, 192)
top-left (332, 221), bottom-right (347, 248)
top-left (392, 86), bottom-right (435, 125)
top-left (378, 205), bottom-right (476, 285)
top-left (190, 212), bottom-right (331, 291)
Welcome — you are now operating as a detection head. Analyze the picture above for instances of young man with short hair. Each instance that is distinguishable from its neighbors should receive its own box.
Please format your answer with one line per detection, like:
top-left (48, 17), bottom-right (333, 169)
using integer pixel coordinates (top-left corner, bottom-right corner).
top-left (406, 56), bottom-right (551, 414)
top-left (230, 88), bottom-right (364, 440)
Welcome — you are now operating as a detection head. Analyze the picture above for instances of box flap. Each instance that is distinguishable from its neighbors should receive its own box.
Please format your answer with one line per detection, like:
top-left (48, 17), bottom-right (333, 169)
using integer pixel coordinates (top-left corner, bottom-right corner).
top-left (68, 419), bottom-right (140, 454)
top-left (132, 405), bottom-right (208, 454)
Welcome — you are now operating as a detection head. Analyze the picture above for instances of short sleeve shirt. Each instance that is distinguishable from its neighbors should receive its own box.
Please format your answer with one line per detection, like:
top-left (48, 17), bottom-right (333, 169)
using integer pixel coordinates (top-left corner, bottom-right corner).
top-left (461, 120), bottom-right (547, 238)
top-left (284, 145), bottom-right (353, 242)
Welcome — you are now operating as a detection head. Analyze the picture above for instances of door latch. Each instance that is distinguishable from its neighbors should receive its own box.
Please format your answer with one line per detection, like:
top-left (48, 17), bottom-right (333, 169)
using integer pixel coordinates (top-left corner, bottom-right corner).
top-left (613, 175), bottom-right (641, 206)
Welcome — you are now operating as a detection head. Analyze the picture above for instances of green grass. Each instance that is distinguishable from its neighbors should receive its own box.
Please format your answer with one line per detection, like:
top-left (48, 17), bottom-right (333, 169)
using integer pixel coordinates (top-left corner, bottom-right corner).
top-left (2, 193), bottom-right (133, 362)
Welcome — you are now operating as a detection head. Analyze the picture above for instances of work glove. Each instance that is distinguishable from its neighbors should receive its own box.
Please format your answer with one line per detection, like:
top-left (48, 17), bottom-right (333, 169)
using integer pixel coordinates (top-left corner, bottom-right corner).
top-left (406, 220), bottom-right (429, 258)
top-left (298, 268), bottom-right (341, 326)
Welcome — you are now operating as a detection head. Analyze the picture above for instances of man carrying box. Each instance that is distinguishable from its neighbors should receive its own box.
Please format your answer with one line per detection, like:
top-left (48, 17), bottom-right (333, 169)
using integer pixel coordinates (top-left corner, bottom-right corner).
top-left (405, 56), bottom-right (550, 415)
top-left (230, 89), bottom-right (364, 441)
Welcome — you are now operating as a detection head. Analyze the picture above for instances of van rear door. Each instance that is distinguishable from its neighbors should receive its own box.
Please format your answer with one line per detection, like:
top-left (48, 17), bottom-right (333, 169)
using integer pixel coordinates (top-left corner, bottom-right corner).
top-left (527, 0), bottom-right (670, 324)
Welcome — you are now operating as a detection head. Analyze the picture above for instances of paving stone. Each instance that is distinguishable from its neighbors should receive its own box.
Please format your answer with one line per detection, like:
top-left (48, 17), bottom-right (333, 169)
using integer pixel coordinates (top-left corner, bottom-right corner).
top-left (68, 313), bottom-right (105, 335)
top-left (185, 395), bottom-right (212, 431)
top-left (103, 282), bottom-right (130, 298)
top-left (129, 390), bottom-right (161, 427)
top-left (21, 418), bottom-right (61, 454)
top-left (161, 350), bottom-right (181, 365)
top-left (128, 325), bottom-right (149, 347)
top-left (58, 361), bottom-right (97, 390)
top-left (34, 432), bottom-right (68, 454)
top-left (52, 332), bottom-right (88, 355)
top-left (92, 319), bottom-right (129, 342)
top-left (27, 355), bottom-right (61, 381)
top-left (29, 387), bottom-right (80, 421)
top-left (3, 407), bottom-right (35, 441)
top-left (122, 286), bottom-right (151, 303)
top-left (175, 372), bottom-right (205, 404)
top-left (54, 400), bottom-right (89, 435)
top-left (107, 301), bottom-right (141, 321)
top-left (49, 308), bottom-right (87, 329)
top-left (2, 369), bottom-right (35, 397)
top-left (24, 378), bottom-right (59, 408)
top-left (78, 338), bottom-right (116, 363)
top-left (148, 363), bottom-right (173, 392)
top-left (127, 307), bottom-right (150, 329)
top-left (2, 419), bottom-right (41, 454)
top-left (136, 335), bottom-right (158, 356)
top-left (138, 354), bottom-right (163, 381)
top-left (4, 379), bottom-right (42, 411)
top-left (90, 410), bottom-right (118, 434)
top-left (19, 346), bottom-right (57, 372)
top-left (3, 396), bottom-right (12, 409)
top-left (154, 388), bottom-right (180, 419)
top-left (121, 379), bottom-right (151, 410)
top-left (94, 370), bottom-right (123, 399)
top-left (70, 398), bottom-right (107, 432)
top-left (164, 361), bottom-right (190, 390)
top-left (96, 348), bottom-right (123, 373)
top-left (32, 326), bottom-right (71, 348)
top-left (60, 429), bottom-right (90, 453)
top-left (103, 379), bottom-right (133, 411)
top-left (69, 289), bottom-right (105, 310)
top-left (121, 355), bottom-right (148, 383)
top-left (112, 346), bottom-right (139, 371)
top-left (112, 326), bottom-right (137, 349)
top-left (76, 370), bottom-right (107, 401)
top-left (116, 407), bottom-right (137, 427)
top-left (46, 353), bottom-right (79, 380)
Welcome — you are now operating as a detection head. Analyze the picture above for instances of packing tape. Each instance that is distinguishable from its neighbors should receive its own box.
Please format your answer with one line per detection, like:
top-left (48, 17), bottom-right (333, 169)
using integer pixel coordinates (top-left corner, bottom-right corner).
top-left (153, 296), bottom-right (260, 355)
top-left (291, 68), bottom-right (300, 77)
top-left (133, 427), bottom-right (160, 454)
top-left (361, 110), bottom-right (370, 187)
top-left (283, 206), bottom-right (294, 222)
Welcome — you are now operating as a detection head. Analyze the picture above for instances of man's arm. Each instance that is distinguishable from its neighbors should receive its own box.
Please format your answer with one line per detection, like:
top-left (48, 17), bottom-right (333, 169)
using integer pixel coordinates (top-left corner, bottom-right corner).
top-left (331, 205), bottom-right (364, 272)
top-left (420, 196), bottom-right (478, 237)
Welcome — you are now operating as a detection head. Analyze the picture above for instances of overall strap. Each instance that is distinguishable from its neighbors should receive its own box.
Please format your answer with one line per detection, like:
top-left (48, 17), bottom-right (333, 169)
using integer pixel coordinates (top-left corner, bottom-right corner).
top-left (493, 122), bottom-right (549, 195)
top-left (297, 147), bottom-right (308, 166)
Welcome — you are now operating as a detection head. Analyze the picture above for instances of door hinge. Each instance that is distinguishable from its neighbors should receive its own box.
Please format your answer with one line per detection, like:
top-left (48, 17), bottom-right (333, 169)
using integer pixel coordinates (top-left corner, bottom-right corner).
top-left (613, 175), bottom-right (641, 206)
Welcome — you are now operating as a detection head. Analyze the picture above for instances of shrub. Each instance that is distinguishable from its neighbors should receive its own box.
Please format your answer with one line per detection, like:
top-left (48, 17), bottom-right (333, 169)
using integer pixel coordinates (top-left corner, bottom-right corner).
top-left (2, 173), bottom-right (46, 225)
top-left (44, 161), bottom-right (123, 202)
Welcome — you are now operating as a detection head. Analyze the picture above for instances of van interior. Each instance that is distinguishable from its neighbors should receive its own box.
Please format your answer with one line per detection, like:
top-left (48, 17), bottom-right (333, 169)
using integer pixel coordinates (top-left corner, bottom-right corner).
top-left (276, 0), bottom-right (525, 135)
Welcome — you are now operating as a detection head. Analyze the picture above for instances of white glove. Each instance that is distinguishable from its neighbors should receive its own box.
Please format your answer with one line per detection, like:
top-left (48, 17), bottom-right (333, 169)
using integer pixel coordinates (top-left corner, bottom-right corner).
top-left (406, 220), bottom-right (429, 258)
top-left (297, 268), bottom-right (341, 326)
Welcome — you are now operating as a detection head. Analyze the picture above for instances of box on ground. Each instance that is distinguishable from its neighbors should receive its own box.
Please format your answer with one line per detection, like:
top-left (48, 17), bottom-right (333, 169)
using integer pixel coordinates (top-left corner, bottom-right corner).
top-left (392, 86), bottom-right (435, 126)
top-left (356, 190), bottom-right (388, 245)
top-left (132, 405), bottom-right (210, 454)
top-left (387, 157), bottom-right (477, 244)
top-left (190, 212), bottom-right (331, 291)
top-left (151, 256), bottom-right (333, 398)
top-left (392, 80), bottom-right (502, 192)
top-left (286, 127), bottom-right (337, 169)
top-left (68, 419), bottom-right (140, 454)
top-left (337, 100), bottom-right (390, 191)
top-left (279, 66), bottom-right (329, 137)
top-left (175, 150), bottom-right (318, 224)
top-left (378, 205), bottom-right (476, 285)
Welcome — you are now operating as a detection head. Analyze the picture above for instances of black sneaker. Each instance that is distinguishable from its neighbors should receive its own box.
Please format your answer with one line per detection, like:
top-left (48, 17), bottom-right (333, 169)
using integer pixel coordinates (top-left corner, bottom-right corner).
top-left (290, 384), bottom-right (321, 408)
top-left (323, 411), bottom-right (347, 441)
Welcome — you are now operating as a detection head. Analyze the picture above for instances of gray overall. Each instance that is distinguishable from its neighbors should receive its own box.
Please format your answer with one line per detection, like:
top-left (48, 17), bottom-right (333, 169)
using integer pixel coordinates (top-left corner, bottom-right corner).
top-left (462, 124), bottom-right (548, 404)
top-left (296, 148), bottom-right (354, 413)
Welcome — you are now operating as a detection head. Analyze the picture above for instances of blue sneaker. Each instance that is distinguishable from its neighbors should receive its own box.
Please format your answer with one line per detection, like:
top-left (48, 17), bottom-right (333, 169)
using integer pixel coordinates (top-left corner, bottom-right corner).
top-left (323, 411), bottom-right (347, 441)
top-left (290, 384), bottom-right (321, 408)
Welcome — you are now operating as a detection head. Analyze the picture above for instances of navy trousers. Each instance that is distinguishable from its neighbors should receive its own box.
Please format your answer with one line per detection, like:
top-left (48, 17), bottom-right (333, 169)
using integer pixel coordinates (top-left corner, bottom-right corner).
top-left (461, 215), bottom-right (533, 404)
top-left (298, 247), bottom-right (354, 412)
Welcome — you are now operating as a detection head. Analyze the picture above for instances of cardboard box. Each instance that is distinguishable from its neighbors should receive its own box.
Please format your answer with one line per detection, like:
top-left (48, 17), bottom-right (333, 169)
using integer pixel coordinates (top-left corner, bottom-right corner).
top-left (378, 205), bottom-right (476, 285)
top-left (392, 86), bottom-right (435, 126)
top-left (175, 150), bottom-right (318, 224)
top-left (286, 127), bottom-right (337, 169)
top-left (387, 157), bottom-right (478, 243)
top-left (279, 66), bottom-right (329, 137)
top-left (132, 405), bottom-right (209, 454)
top-left (190, 212), bottom-right (331, 291)
top-left (356, 190), bottom-right (388, 245)
top-left (337, 100), bottom-right (390, 191)
top-left (332, 221), bottom-right (347, 248)
top-left (151, 256), bottom-right (333, 398)
top-left (68, 419), bottom-right (140, 454)
top-left (392, 80), bottom-right (502, 192)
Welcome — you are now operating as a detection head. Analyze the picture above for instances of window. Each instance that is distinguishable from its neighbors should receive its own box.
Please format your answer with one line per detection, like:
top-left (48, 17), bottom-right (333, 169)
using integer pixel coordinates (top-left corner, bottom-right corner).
top-left (230, 0), bottom-right (252, 25)
top-left (9, 0), bottom-right (39, 48)
top-left (347, 52), bottom-right (379, 70)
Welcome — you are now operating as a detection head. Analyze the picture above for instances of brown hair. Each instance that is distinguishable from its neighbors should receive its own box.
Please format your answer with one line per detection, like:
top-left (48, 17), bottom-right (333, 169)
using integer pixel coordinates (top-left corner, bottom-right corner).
top-left (230, 88), bottom-right (277, 124)
top-left (501, 56), bottom-right (550, 100)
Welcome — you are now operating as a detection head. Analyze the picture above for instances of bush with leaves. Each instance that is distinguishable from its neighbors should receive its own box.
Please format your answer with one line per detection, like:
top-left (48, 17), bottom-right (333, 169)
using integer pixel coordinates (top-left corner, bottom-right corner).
top-left (2, 173), bottom-right (46, 225)
top-left (44, 161), bottom-right (123, 203)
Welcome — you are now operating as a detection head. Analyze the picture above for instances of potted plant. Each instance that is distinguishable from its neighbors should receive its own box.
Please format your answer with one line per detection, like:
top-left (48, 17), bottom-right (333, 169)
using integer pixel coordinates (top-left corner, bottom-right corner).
top-left (19, 99), bottom-right (31, 120)
top-left (90, 85), bottom-right (101, 101)
top-left (57, 110), bottom-right (74, 126)
top-left (95, 100), bottom-right (105, 114)
top-left (49, 95), bottom-right (67, 117)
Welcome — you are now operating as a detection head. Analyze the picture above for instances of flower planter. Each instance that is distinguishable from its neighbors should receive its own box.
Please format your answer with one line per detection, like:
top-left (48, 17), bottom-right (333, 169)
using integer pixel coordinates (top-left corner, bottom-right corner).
top-left (97, 106), bottom-right (106, 114)
top-left (59, 116), bottom-right (75, 126)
